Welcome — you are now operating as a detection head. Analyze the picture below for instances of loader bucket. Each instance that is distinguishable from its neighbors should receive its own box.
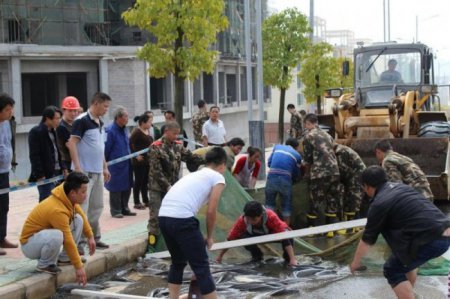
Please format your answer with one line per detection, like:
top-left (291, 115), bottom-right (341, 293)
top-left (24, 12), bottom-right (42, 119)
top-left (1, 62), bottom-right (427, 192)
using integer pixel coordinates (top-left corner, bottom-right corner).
top-left (336, 137), bottom-right (450, 200)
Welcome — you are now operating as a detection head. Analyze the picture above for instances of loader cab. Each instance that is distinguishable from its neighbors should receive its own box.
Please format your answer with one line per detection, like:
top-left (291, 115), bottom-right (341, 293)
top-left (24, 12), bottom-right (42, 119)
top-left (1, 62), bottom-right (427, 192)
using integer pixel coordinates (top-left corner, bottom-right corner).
top-left (354, 43), bottom-right (433, 108)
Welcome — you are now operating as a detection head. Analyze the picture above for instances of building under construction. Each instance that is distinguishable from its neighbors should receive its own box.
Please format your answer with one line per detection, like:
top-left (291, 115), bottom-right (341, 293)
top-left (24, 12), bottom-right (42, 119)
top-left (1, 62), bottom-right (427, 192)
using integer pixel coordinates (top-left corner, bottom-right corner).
top-left (0, 0), bottom-right (269, 179)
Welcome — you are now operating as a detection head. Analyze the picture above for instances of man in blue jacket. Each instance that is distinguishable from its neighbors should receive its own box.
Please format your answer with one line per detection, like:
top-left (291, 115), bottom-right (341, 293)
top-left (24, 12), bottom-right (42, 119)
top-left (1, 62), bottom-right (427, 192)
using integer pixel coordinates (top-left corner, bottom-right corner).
top-left (265, 138), bottom-right (302, 226)
top-left (104, 106), bottom-right (135, 218)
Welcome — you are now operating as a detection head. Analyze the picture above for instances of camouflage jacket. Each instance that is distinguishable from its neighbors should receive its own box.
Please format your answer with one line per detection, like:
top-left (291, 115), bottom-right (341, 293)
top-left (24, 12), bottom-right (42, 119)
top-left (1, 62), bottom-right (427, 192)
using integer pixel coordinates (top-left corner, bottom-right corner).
top-left (303, 127), bottom-right (340, 179)
top-left (382, 150), bottom-right (433, 198)
top-left (148, 136), bottom-right (204, 192)
top-left (334, 144), bottom-right (366, 183)
top-left (192, 111), bottom-right (209, 142)
top-left (290, 112), bottom-right (303, 139)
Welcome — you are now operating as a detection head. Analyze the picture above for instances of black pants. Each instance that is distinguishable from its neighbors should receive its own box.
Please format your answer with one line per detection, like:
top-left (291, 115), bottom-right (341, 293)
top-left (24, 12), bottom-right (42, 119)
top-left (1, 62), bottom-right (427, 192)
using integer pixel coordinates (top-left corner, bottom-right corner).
top-left (109, 189), bottom-right (131, 216)
top-left (159, 216), bottom-right (216, 295)
top-left (132, 164), bottom-right (149, 205)
top-left (0, 172), bottom-right (9, 241)
top-left (243, 232), bottom-right (293, 262)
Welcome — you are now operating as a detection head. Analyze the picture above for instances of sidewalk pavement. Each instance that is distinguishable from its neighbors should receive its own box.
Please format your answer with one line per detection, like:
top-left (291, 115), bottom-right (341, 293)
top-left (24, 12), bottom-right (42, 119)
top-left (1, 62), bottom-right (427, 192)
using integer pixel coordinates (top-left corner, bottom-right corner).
top-left (0, 185), bottom-right (149, 288)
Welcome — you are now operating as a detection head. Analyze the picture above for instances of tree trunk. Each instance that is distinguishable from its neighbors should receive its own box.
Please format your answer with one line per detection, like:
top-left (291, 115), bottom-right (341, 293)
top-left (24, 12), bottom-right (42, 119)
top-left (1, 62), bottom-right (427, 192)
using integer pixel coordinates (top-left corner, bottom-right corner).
top-left (315, 74), bottom-right (321, 114)
top-left (174, 72), bottom-right (184, 131)
top-left (317, 95), bottom-right (321, 114)
top-left (278, 87), bottom-right (286, 144)
top-left (174, 26), bottom-right (184, 131)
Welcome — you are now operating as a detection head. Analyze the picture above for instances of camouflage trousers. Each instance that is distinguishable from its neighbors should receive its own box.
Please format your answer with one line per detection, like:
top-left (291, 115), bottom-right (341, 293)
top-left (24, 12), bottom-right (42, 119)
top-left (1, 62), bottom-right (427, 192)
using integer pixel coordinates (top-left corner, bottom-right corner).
top-left (308, 176), bottom-right (343, 216)
top-left (413, 185), bottom-right (434, 202)
top-left (342, 180), bottom-right (363, 213)
top-left (147, 190), bottom-right (166, 235)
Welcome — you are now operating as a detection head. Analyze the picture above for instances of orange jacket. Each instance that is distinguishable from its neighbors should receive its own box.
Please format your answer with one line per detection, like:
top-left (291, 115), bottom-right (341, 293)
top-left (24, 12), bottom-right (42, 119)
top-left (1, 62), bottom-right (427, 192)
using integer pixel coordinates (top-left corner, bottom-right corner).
top-left (20, 184), bottom-right (93, 269)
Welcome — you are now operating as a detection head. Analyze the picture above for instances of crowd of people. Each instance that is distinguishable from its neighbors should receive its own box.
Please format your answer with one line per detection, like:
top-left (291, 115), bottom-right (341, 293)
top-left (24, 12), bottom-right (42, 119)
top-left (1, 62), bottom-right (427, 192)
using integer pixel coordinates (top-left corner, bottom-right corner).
top-left (1, 91), bottom-right (449, 299)
top-left (0, 93), bottom-right (263, 285)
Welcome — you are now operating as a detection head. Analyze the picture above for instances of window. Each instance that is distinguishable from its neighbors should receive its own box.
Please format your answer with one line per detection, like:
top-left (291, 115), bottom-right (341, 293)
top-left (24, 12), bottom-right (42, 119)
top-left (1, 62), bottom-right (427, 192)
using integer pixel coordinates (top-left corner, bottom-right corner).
top-left (22, 73), bottom-right (88, 117)
top-left (8, 20), bottom-right (25, 43)
top-left (203, 73), bottom-right (214, 104)
top-left (150, 77), bottom-right (167, 110)
top-left (297, 93), bottom-right (304, 106)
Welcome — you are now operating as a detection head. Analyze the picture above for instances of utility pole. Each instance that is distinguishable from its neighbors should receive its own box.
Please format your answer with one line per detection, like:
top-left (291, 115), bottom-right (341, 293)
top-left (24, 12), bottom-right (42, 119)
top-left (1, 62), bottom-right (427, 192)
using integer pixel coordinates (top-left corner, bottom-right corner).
top-left (252, 0), bottom-right (266, 179)
top-left (244, 0), bottom-right (253, 124)
top-left (383, 0), bottom-right (391, 42)
top-left (309, 0), bottom-right (314, 41)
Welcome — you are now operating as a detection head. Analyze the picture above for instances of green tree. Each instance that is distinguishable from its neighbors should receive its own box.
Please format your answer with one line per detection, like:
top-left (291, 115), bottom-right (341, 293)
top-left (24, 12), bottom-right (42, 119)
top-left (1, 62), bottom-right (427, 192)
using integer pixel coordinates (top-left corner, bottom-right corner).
top-left (122, 0), bottom-right (228, 129)
top-left (298, 42), bottom-right (340, 114)
top-left (262, 8), bottom-right (310, 143)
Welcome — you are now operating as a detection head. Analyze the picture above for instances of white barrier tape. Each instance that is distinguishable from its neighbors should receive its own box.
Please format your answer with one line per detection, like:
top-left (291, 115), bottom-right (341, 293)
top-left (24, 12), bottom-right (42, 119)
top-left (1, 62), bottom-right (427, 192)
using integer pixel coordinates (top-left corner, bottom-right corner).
top-left (0, 148), bottom-right (150, 195)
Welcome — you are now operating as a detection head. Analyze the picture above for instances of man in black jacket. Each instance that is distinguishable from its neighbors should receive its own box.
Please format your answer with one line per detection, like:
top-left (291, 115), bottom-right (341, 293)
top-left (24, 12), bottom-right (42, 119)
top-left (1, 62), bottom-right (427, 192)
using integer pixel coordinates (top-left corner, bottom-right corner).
top-left (28, 106), bottom-right (65, 201)
top-left (350, 166), bottom-right (450, 299)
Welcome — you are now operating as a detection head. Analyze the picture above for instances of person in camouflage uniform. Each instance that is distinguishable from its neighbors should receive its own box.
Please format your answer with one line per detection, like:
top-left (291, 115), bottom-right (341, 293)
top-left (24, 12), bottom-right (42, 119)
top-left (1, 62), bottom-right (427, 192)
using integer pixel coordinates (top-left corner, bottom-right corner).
top-left (303, 113), bottom-right (343, 237)
top-left (375, 139), bottom-right (434, 201)
top-left (191, 100), bottom-right (209, 148)
top-left (287, 104), bottom-right (303, 139)
top-left (147, 122), bottom-right (204, 247)
top-left (334, 143), bottom-right (366, 223)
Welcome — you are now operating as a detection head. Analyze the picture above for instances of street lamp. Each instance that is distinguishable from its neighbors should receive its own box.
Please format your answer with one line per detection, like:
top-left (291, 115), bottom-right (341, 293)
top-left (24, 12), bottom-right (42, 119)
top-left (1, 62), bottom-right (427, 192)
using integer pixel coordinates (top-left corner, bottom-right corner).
top-left (415, 14), bottom-right (439, 42)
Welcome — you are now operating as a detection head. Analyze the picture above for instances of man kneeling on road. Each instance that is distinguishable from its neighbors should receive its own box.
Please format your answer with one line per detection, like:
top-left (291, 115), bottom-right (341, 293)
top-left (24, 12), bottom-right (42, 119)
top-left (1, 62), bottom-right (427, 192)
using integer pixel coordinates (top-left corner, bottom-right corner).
top-left (350, 166), bottom-right (450, 299)
top-left (20, 172), bottom-right (95, 284)
top-left (216, 201), bottom-right (298, 266)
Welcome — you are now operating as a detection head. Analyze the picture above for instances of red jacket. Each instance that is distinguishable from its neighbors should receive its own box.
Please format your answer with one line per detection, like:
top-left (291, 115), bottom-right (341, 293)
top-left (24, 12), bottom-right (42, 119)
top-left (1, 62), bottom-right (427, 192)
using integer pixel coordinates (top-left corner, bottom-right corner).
top-left (227, 208), bottom-right (289, 240)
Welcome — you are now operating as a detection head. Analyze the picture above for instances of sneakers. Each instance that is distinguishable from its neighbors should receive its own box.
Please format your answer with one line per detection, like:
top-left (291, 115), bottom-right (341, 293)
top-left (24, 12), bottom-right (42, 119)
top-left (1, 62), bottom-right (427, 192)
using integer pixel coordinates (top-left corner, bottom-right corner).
top-left (36, 265), bottom-right (61, 275)
top-left (96, 241), bottom-right (110, 249)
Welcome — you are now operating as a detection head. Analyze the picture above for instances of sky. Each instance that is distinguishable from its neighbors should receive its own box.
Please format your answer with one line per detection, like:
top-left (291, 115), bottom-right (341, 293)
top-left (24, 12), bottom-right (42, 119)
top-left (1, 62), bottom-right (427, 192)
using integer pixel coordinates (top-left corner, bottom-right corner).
top-left (269, 0), bottom-right (450, 83)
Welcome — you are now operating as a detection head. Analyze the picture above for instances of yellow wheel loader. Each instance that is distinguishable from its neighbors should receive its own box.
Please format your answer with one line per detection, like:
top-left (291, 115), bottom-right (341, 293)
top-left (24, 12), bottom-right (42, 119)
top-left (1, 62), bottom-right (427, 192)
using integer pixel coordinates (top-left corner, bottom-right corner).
top-left (324, 43), bottom-right (450, 200)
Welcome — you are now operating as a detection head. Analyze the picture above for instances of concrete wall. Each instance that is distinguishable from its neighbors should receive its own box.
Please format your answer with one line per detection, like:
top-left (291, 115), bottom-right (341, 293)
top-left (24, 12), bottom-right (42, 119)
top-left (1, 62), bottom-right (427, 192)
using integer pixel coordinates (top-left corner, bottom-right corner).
top-left (107, 59), bottom-right (148, 118)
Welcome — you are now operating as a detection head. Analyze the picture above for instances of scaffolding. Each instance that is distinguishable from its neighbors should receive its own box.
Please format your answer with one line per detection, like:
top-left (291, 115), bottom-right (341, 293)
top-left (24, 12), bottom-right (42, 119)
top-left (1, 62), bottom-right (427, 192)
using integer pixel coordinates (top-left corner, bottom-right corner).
top-left (0, 0), bottom-right (132, 46)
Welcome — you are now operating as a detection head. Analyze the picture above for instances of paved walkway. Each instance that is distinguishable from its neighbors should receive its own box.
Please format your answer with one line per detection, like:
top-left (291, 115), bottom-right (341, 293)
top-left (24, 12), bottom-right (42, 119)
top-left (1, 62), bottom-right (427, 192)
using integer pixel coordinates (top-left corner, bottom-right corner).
top-left (0, 184), bottom-right (149, 287)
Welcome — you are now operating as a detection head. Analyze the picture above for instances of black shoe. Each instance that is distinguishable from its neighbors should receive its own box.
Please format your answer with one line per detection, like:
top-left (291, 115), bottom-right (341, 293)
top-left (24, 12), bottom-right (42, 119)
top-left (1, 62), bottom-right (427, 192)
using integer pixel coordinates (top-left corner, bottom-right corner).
top-left (36, 265), bottom-right (61, 275)
top-left (96, 241), bottom-right (110, 249)
top-left (123, 211), bottom-right (137, 216)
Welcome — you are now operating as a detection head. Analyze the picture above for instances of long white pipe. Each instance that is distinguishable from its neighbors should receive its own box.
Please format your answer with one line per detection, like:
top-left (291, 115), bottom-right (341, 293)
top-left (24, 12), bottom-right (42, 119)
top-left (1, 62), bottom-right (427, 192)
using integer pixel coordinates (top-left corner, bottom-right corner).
top-left (71, 289), bottom-right (157, 299)
top-left (147, 219), bottom-right (367, 259)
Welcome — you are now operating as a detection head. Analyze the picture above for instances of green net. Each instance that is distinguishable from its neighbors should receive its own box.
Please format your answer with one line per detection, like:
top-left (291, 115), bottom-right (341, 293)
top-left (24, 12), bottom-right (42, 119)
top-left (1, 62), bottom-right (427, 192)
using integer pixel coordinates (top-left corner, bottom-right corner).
top-left (153, 171), bottom-right (449, 275)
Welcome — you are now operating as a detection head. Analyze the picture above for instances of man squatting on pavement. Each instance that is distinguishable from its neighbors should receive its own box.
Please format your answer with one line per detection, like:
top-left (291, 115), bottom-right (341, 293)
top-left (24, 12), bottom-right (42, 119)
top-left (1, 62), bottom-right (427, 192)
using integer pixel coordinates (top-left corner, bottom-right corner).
top-left (20, 172), bottom-right (95, 284)
top-left (158, 146), bottom-right (227, 299)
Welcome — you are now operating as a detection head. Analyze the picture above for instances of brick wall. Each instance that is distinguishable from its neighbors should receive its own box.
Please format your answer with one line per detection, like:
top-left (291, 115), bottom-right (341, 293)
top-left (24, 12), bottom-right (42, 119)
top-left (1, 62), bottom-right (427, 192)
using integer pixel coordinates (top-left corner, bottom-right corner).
top-left (264, 122), bottom-right (290, 147)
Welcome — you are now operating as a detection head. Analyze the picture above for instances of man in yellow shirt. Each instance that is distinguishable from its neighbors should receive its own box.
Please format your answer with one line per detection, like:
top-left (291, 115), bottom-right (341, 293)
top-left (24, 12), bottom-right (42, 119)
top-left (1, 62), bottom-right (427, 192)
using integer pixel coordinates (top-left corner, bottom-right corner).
top-left (20, 172), bottom-right (95, 285)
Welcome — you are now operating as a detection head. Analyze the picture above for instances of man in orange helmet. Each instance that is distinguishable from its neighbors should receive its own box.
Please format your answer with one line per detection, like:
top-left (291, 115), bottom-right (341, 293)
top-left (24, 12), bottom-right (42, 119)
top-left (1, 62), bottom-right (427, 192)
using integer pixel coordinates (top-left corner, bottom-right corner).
top-left (57, 96), bottom-right (81, 172)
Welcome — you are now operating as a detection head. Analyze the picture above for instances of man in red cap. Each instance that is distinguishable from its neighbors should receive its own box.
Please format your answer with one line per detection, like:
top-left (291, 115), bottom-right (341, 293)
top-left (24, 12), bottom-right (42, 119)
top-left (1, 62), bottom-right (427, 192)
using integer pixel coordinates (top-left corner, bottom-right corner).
top-left (57, 96), bottom-right (81, 172)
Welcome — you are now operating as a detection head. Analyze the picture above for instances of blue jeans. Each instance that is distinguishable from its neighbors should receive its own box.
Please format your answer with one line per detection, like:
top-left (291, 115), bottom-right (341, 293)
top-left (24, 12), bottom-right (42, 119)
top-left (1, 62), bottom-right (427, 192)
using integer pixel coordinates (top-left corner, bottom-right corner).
top-left (265, 176), bottom-right (292, 218)
top-left (383, 237), bottom-right (450, 287)
top-left (159, 216), bottom-right (216, 295)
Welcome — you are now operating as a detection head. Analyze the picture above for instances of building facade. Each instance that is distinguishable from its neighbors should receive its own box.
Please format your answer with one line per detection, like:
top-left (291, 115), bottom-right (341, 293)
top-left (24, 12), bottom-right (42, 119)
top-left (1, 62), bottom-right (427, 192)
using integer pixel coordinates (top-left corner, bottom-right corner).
top-left (0, 0), bottom-right (269, 179)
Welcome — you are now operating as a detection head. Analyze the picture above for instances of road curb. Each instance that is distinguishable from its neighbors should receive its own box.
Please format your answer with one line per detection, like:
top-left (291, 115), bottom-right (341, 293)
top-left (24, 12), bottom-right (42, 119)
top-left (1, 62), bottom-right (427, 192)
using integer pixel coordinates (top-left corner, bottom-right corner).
top-left (0, 235), bottom-right (147, 299)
